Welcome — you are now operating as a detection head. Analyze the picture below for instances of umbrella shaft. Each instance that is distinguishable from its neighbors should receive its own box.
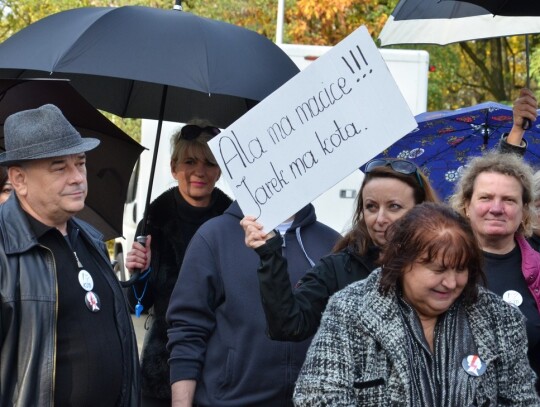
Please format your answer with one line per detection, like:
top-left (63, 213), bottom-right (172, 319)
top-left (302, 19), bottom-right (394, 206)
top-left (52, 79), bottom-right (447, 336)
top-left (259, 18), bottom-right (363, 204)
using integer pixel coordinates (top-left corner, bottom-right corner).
top-left (141, 85), bottom-right (169, 235)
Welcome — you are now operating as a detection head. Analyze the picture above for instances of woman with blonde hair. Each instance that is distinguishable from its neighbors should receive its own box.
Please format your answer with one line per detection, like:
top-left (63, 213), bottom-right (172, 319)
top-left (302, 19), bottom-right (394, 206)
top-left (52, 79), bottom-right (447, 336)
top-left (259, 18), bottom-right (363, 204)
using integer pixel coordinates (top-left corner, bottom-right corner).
top-left (449, 150), bottom-right (540, 391)
top-left (125, 120), bottom-right (232, 406)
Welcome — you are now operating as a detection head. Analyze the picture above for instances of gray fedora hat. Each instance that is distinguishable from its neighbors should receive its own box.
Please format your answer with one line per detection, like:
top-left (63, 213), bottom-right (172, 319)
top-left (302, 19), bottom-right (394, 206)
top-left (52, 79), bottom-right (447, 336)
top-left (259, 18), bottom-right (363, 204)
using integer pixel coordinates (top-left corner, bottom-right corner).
top-left (0, 104), bottom-right (100, 166)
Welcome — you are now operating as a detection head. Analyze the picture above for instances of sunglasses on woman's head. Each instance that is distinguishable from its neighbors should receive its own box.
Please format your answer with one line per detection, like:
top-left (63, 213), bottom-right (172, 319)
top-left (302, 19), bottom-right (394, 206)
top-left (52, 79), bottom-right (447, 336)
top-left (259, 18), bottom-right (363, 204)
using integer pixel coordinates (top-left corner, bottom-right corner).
top-left (364, 158), bottom-right (424, 189)
top-left (180, 125), bottom-right (221, 140)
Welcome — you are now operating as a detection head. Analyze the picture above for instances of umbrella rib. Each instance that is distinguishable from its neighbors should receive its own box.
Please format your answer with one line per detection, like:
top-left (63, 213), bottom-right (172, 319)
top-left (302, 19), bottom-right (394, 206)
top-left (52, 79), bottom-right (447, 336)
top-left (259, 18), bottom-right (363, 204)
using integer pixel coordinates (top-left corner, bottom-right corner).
top-left (195, 17), bottom-right (212, 94)
top-left (413, 118), bottom-right (511, 169)
top-left (121, 80), bottom-right (136, 118)
top-left (52, 8), bottom-right (116, 72)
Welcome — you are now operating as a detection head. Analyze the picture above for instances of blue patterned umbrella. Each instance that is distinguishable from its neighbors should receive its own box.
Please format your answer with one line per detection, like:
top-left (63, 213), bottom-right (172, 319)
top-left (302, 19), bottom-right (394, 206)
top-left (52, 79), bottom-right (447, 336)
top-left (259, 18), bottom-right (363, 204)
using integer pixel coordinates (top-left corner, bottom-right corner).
top-left (363, 102), bottom-right (540, 200)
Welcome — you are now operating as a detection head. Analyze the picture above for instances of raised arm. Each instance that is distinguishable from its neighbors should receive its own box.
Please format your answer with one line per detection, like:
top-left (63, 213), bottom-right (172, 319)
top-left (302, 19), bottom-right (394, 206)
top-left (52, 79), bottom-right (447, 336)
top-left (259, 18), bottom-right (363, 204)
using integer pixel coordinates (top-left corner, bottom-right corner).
top-left (504, 88), bottom-right (538, 149)
top-left (241, 216), bottom-right (344, 341)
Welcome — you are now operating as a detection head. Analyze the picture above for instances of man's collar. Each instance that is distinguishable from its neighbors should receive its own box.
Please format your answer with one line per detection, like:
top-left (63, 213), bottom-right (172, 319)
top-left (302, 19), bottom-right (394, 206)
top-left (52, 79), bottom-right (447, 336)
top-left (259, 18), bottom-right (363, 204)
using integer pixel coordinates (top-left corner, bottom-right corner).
top-left (24, 211), bottom-right (74, 240)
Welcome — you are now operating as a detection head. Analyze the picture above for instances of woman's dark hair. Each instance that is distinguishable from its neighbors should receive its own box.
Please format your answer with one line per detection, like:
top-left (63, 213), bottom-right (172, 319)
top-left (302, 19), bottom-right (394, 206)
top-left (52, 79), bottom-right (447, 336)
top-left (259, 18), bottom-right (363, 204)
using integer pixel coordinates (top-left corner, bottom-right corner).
top-left (333, 165), bottom-right (439, 255)
top-left (0, 166), bottom-right (7, 189)
top-left (379, 202), bottom-right (486, 305)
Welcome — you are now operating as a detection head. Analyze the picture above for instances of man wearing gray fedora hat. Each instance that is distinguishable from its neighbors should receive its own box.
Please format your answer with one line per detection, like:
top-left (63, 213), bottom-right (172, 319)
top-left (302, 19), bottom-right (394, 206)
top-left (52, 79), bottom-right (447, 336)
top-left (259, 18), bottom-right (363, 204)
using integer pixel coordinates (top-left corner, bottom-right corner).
top-left (0, 104), bottom-right (140, 406)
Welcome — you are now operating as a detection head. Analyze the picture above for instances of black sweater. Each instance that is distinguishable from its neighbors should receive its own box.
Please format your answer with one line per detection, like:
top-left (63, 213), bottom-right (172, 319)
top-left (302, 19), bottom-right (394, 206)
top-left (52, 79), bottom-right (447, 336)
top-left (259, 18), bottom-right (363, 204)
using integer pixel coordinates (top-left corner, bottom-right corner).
top-left (126, 187), bottom-right (231, 399)
top-left (256, 234), bottom-right (378, 341)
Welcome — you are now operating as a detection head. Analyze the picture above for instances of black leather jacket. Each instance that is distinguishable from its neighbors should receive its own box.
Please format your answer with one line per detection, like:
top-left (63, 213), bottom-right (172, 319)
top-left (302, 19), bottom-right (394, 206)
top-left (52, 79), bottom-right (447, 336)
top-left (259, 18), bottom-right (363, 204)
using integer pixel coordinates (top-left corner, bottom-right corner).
top-left (0, 195), bottom-right (140, 407)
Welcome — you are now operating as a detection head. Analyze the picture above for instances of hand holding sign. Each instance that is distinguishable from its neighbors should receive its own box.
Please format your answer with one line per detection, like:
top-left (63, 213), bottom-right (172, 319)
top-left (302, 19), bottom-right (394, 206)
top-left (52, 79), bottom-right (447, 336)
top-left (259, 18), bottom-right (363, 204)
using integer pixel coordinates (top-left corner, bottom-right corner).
top-left (209, 26), bottom-right (417, 232)
top-left (240, 216), bottom-right (276, 249)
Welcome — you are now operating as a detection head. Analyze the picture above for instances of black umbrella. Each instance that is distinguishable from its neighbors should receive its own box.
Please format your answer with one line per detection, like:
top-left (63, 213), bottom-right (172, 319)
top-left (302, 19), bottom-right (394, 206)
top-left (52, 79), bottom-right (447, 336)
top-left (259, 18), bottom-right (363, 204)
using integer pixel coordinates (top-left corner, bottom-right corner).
top-left (0, 5), bottom-right (298, 128)
top-left (379, 0), bottom-right (540, 46)
top-left (446, 0), bottom-right (540, 17)
top-left (0, 3), bottom-right (299, 284)
top-left (0, 78), bottom-right (144, 241)
top-left (379, 0), bottom-right (540, 127)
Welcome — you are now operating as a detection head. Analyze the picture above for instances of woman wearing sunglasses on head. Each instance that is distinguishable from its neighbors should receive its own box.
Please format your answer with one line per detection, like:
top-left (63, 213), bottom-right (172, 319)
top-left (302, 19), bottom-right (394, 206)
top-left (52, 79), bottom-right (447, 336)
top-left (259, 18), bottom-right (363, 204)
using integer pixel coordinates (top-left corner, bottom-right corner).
top-left (241, 158), bottom-right (439, 341)
top-left (125, 121), bottom-right (232, 407)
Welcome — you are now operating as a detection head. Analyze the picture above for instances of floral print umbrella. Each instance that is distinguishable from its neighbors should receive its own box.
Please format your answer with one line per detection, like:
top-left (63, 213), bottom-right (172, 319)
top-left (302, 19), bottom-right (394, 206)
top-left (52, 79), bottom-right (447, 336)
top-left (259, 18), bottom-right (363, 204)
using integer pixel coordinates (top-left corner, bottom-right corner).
top-left (363, 101), bottom-right (540, 200)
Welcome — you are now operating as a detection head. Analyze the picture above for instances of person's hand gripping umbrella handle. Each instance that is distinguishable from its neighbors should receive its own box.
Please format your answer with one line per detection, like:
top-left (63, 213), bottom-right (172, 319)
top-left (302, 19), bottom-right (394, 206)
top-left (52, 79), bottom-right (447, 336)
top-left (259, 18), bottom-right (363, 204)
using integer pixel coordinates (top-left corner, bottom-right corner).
top-left (511, 88), bottom-right (537, 137)
top-left (121, 235), bottom-right (149, 288)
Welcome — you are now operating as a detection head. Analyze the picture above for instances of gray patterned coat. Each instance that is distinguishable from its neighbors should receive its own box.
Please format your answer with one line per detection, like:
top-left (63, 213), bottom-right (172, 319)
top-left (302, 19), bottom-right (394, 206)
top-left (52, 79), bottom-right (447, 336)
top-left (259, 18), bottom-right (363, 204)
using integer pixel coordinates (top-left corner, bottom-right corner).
top-left (294, 269), bottom-right (540, 407)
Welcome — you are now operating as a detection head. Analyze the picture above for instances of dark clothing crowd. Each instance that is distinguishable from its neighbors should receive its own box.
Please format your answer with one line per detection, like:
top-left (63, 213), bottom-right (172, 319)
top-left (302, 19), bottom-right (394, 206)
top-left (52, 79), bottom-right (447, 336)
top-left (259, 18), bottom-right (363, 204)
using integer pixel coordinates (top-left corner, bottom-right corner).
top-left (4, 89), bottom-right (540, 407)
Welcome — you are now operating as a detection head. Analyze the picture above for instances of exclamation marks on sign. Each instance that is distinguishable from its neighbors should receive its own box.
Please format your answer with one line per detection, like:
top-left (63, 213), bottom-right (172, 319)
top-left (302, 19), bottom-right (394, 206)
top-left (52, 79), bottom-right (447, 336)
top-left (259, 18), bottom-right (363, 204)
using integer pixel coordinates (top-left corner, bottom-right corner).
top-left (341, 45), bottom-right (372, 82)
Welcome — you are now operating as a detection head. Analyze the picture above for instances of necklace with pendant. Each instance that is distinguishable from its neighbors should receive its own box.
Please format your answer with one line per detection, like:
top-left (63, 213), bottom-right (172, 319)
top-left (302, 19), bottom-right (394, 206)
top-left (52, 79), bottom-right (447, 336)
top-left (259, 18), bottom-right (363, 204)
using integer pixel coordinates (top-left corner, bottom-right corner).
top-left (74, 251), bottom-right (101, 313)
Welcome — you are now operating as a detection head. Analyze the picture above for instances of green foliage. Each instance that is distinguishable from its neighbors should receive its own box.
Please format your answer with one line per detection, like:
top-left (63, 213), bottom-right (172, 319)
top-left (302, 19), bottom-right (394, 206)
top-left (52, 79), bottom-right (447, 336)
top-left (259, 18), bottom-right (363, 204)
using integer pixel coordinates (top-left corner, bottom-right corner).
top-left (529, 36), bottom-right (540, 87)
top-left (286, 0), bottom-right (394, 46)
top-left (398, 37), bottom-right (533, 111)
top-left (184, 0), bottom-right (277, 38)
top-left (387, 43), bottom-right (463, 111)
top-left (1, 0), bottom-right (539, 124)
top-left (103, 113), bottom-right (141, 143)
top-left (0, 0), bottom-right (143, 141)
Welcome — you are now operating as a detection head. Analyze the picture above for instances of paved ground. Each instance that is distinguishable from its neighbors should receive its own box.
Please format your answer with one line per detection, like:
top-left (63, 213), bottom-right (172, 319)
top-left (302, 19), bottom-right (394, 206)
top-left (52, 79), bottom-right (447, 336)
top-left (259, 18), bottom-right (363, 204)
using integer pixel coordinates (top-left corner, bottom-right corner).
top-left (132, 314), bottom-right (147, 355)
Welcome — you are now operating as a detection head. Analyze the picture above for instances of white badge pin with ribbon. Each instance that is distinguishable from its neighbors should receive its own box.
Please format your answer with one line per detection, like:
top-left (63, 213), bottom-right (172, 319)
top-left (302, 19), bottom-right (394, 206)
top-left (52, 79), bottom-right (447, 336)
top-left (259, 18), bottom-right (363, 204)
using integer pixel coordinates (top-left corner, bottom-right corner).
top-left (462, 354), bottom-right (487, 377)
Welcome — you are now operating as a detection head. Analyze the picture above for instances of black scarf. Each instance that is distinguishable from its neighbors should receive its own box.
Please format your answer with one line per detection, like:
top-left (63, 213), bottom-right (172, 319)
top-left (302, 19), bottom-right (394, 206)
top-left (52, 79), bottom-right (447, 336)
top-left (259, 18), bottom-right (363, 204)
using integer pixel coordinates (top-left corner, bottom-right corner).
top-left (398, 297), bottom-right (480, 406)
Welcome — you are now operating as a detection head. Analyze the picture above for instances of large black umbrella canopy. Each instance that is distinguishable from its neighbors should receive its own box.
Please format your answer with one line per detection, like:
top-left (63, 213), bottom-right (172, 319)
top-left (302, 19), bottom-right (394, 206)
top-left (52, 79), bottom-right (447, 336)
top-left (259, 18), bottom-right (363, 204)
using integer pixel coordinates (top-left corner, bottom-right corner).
top-left (448, 0), bottom-right (540, 17)
top-left (0, 5), bottom-right (299, 285)
top-left (0, 5), bottom-right (299, 213)
top-left (379, 0), bottom-right (540, 46)
top-left (0, 78), bottom-right (144, 241)
top-left (0, 6), bottom-right (299, 128)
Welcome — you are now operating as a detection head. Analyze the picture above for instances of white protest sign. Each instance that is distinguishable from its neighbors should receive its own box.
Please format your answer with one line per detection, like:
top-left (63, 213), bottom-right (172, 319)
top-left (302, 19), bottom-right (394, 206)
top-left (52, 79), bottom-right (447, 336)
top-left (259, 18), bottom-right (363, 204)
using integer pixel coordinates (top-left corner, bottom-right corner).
top-left (209, 25), bottom-right (417, 232)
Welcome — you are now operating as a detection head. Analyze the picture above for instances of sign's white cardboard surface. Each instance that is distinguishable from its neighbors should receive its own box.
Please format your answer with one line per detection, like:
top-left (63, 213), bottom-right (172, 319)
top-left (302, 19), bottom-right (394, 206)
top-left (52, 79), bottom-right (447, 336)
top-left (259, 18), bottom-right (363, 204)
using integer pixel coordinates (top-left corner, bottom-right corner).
top-left (209, 26), bottom-right (417, 232)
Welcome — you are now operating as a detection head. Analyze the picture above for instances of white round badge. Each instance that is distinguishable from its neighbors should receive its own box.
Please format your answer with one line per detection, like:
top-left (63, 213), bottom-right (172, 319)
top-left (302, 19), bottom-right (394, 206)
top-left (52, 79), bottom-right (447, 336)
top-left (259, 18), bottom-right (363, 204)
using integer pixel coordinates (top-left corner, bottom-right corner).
top-left (502, 290), bottom-right (523, 307)
top-left (78, 270), bottom-right (94, 291)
